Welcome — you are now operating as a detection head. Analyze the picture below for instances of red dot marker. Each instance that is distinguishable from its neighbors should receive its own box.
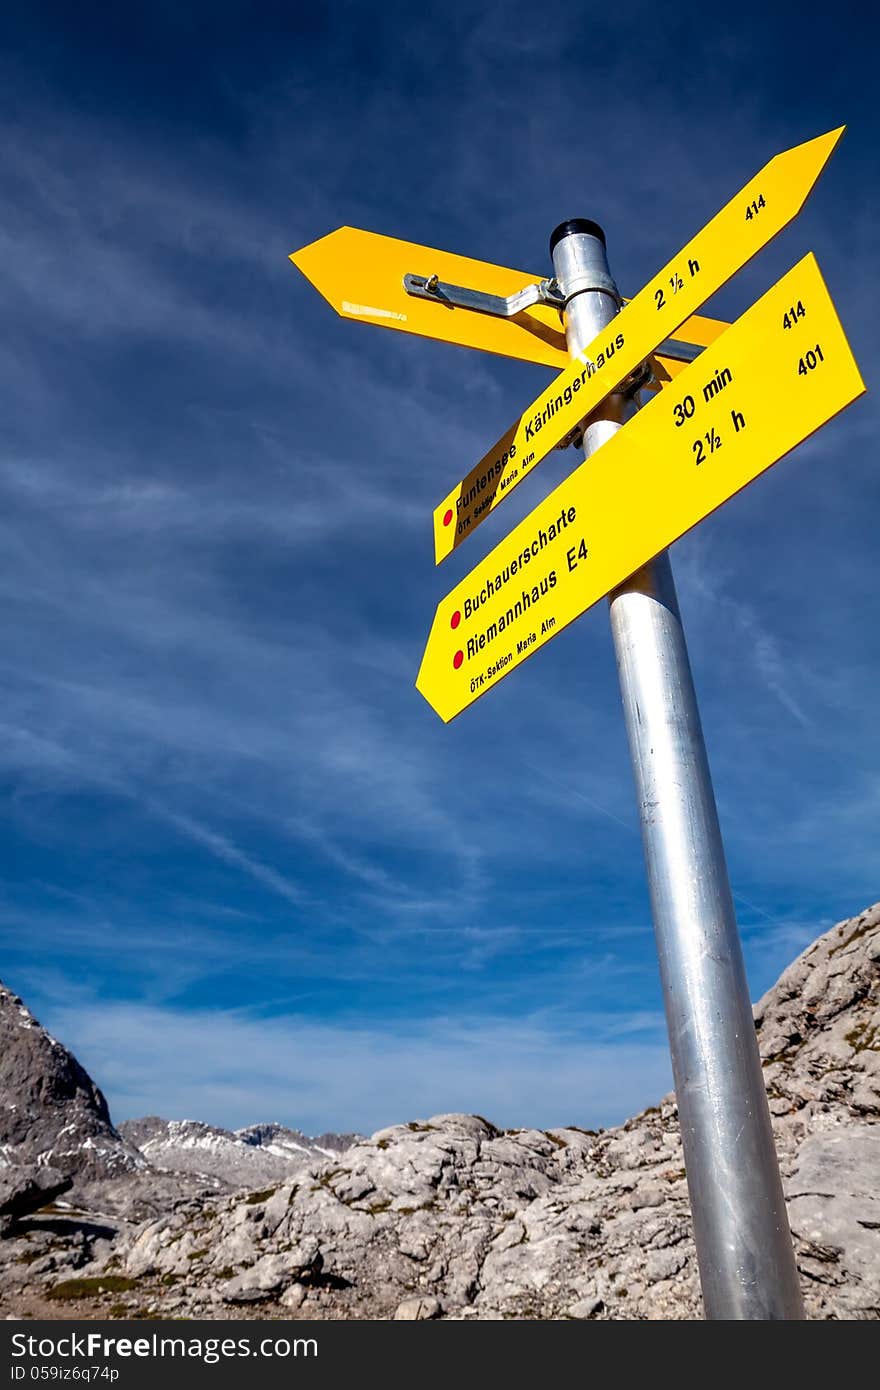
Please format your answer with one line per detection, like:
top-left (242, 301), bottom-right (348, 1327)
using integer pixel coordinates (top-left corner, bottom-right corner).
top-left (453, 650), bottom-right (464, 670)
top-left (443, 509), bottom-right (453, 527)
top-left (450, 610), bottom-right (461, 629)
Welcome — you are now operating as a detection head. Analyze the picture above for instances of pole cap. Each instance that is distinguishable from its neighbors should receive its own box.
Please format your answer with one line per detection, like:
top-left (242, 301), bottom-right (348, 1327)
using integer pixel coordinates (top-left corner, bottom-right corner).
top-left (549, 219), bottom-right (606, 255)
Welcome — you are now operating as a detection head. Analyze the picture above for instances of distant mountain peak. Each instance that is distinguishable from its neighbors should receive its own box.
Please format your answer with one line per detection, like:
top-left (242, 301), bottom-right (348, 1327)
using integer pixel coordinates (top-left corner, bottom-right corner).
top-left (117, 1116), bottom-right (359, 1186)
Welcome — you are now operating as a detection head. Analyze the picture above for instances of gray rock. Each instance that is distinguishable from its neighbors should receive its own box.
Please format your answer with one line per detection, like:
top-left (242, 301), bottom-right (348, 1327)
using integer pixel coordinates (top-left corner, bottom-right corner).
top-left (0, 982), bottom-right (143, 1183)
top-left (567, 1295), bottom-right (603, 1318)
top-left (222, 1253), bottom-right (298, 1302)
top-left (394, 1296), bottom-right (442, 1320)
top-left (0, 1165), bottom-right (72, 1233)
top-left (644, 1247), bottom-right (688, 1283)
top-left (787, 1128), bottom-right (880, 1316)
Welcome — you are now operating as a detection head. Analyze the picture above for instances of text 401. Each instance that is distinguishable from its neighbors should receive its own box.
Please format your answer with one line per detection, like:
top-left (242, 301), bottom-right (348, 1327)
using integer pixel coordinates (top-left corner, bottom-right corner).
top-left (798, 344), bottom-right (825, 375)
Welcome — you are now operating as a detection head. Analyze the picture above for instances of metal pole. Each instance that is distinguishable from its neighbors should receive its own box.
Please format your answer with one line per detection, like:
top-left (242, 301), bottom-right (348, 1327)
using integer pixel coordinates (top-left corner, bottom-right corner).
top-left (550, 220), bottom-right (804, 1320)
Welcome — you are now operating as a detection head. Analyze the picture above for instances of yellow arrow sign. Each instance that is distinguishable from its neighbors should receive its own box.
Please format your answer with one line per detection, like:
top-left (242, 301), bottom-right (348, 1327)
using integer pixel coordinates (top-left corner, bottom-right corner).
top-left (432, 126), bottom-right (845, 565)
top-left (290, 228), bottom-right (569, 367)
top-left (289, 225), bottom-right (727, 372)
top-left (417, 254), bottom-right (864, 723)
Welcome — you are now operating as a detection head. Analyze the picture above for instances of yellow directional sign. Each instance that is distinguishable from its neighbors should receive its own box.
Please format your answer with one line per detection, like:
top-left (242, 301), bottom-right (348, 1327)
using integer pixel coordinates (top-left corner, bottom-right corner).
top-left (291, 228), bottom-right (568, 367)
top-left (432, 126), bottom-right (845, 565)
top-left (290, 225), bottom-right (728, 373)
top-left (417, 254), bottom-right (864, 723)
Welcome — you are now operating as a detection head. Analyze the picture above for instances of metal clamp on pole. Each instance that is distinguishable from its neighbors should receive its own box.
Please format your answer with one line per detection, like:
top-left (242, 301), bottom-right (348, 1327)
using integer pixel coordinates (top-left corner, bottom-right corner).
top-left (550, 219), bottom-right (805, 1321)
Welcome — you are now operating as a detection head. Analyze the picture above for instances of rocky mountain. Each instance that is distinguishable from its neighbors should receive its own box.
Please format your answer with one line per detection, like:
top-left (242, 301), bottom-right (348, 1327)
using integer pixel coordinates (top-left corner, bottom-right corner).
top-left (238, 1122), bottom-right (362, 1159)
top-left (0, 901), bottom-right (877, 1320)
top-left (0, 982), bottom-right (143, 1183)
top-left (117, 1118), bottom-right (359, 1186)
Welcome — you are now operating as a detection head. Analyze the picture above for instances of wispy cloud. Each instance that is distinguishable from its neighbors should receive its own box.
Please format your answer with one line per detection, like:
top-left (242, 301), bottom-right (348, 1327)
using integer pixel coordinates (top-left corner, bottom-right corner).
top-left (148, 803), bottom-right (307, 907)
top-left (675, 537), bottom-right (815, 729)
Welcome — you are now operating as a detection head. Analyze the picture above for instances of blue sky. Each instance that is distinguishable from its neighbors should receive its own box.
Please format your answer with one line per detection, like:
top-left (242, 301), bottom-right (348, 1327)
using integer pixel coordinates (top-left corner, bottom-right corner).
top-left (0, 1), bottom-right (876, 1136)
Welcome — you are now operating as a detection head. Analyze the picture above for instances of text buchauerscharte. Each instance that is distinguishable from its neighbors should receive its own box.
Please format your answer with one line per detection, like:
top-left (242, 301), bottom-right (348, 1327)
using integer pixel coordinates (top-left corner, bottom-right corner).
top-left (461, 504), bottom-right (578, 661)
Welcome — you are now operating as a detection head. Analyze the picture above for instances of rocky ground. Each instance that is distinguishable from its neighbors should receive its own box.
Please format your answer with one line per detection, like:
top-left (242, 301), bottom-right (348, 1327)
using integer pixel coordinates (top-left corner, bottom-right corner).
top-left (1, 902), bottom-right (877, 1320)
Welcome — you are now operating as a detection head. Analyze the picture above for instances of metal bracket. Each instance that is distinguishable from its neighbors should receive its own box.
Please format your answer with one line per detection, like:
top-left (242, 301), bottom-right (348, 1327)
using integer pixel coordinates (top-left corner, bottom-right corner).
top-left (404, 271), bottom-right (706, 370)
top-left (653, 336), bottom-right (703, 365)
top-left (556, 339), bottom-right (713, 448)
top-left (555, 358), bottom-right (655, 451)
top-left (403, 272), bottom-right (565, 318)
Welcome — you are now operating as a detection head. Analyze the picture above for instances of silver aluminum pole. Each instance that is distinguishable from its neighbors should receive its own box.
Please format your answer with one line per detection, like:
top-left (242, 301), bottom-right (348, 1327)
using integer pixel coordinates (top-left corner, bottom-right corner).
top-left (550, 220), bottom-right (804, 1320)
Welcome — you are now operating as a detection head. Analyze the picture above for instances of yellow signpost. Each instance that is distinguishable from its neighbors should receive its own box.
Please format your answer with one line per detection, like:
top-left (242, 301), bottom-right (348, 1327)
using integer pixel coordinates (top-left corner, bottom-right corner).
top-left (417, 254), bottom-right (864, 722)
top-left (287, 123), bottom-right (863, 1319)
top-left (432, 126), bottom-right (845, 564)
top-left (290, 225), bottom-right (727, 372)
